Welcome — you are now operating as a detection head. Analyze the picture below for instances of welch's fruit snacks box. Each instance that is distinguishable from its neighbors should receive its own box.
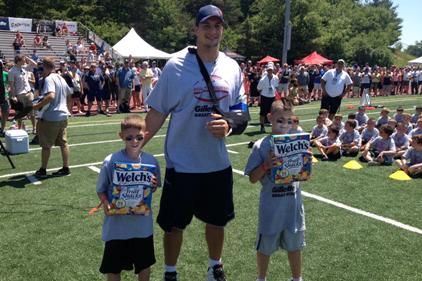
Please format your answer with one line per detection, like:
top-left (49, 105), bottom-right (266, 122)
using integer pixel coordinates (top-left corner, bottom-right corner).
top-left (271, 133), bottom-right (312, 186)
top-left (108, 162), bottom-right (155, 216)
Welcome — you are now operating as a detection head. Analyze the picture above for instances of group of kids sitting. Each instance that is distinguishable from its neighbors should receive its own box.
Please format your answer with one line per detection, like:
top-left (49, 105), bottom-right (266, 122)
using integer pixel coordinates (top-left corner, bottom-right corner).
top-left (94, 102), bottom-right (421, 281)
top-left (309, 106), bottom-right (422, 177)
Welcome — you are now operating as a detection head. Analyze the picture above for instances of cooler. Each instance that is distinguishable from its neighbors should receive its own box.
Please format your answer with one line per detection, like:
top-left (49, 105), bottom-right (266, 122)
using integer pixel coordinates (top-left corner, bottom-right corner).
top-left (5, 129), bottom-right (29, 154)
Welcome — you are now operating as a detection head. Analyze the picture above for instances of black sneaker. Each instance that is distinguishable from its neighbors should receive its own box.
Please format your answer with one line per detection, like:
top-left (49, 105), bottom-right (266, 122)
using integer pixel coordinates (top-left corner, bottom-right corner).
top-left (30, 135), bottom-right (39, 145)
top-left (52, 167), bottom-right (70, 176)
top-left (34, 168), bottom-right (47, 179)
top-left (207, 264), bottom-right (227, 281)
top-left (163, 271), bottom-right (178, 281)
top-left (85, 111), bottom-right (91, 117)
top-left (260, 126), bottom-right (265, 134)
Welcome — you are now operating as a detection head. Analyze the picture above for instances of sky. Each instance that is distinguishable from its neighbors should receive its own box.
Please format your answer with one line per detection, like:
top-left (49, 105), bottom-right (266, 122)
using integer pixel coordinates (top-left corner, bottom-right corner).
top-left (392, 0), bottom-right (420, 47)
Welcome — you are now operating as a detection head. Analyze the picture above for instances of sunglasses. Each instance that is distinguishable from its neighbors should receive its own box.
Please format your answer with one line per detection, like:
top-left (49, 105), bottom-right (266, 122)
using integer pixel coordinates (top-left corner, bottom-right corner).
top-left (124, 135), bottom-right (144, 142)
top-left (276, 118), bottom-right (293, 124)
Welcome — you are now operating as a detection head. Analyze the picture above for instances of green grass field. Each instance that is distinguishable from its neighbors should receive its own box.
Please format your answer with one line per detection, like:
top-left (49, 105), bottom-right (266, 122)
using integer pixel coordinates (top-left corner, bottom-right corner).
top-left (1, 95), bottom-right (422, 281)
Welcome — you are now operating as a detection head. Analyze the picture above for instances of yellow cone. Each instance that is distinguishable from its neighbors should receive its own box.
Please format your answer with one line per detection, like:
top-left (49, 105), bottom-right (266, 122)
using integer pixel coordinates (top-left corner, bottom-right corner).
top-left (312, 156), bottom-right (318, 163)
top-left (343, 160), bottom-right (363, 170)
top-left (389, 170), bottom-right (412, 181)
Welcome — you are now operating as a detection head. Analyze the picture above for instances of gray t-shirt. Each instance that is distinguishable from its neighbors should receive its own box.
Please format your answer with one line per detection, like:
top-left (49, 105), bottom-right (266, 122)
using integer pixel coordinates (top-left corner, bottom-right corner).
top-left (356, 112), bottom-right (369, 127)
top-left (146, 49), bottom-right (246, 173)
top-left (96, 150), bottom-right (161, 241)
top-left (41, 73), bottom-right (70, 121)
top-left (244, 136), bottom-right (305, 235)
top-left (409, 128), bottom-right (422, 138)
top-left (311, 125), bottom-right (328, 139)
top-left (339, 129), bottom-right (361, 145)
top-left (361, 127), bottom-right (379, 143)
top-left (319, 136), bottom-right (340, 146)
top-left (403, 147), bottom-right (422, 165)
top-left (370, 136), bottom-right (396, 162)
top-left (392, 132), bottom-right (410, 149)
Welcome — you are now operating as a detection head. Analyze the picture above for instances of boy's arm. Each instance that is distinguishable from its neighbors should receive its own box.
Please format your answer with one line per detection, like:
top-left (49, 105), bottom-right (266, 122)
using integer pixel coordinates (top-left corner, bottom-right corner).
top-left (248, 152), bottom-right (273, 184)
top-left (97, 192), bottom-right (111, 215)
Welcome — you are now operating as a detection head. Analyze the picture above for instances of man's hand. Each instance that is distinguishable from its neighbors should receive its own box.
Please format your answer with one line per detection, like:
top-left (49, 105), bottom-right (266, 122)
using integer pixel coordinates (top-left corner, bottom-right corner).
top-left (206, 113), bottom-right (230, 139)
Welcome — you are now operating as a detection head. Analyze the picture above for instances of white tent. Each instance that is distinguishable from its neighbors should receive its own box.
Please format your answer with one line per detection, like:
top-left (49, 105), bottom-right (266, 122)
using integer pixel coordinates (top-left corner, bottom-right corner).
top-left (112, 28), bottom-right (171, 59)
top-left (408, 56), bottom-right (422, 64)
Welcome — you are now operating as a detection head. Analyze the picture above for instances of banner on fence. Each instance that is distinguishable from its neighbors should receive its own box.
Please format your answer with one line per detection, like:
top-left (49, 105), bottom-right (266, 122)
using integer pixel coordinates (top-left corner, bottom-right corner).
top-left (9, 17), bottom-right (32, 32)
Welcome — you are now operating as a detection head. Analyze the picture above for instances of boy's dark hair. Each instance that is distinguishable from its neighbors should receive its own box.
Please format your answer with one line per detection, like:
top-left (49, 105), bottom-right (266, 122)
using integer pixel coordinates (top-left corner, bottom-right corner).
top-left (319, 109), bottom-right (329, 115)
top-left (380, 124), bottom-right (394, 136)
top-left (334, 113), bottom-right (343, 119)
top-left (381, 108), bottom-right (390, 114)
top-left (367, 117), bottom-right (376, 123)
top-left (328, 126), bottom-right (340, 136)
top-left (345, 119), bottom-right (357, 129)
top-left (396, 106), bottom-right (404, 112)
top-left (271, 100), bottom-right (293, 115)
top-left (412, 134), bottom-right (422, 144)
top-left (388, 119), bottom-right (397, 127)
top-left (290, 78), bottom-right (298, 87)
top-left (121, 115), bottom-right (145, 131)
top-left (347, 113), bottom-right (356, 119)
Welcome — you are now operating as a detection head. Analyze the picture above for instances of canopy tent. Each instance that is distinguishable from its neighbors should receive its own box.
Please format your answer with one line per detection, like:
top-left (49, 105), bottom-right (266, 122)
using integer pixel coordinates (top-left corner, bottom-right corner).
top-left (296, 51), bottom-right (333, 65)
top-left (112, 28), bottom-right (171, 59)
top-left (258, 55), bottom-right (280, 64)
top-left (408, 56), bottom-right (422, 64)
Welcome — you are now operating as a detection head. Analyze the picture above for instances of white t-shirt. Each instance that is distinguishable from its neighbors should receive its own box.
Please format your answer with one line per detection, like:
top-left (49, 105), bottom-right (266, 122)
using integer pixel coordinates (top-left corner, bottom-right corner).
top-left (257, 74), bottom-right (279, 98)
top-left (40, 73), bottom-right (71, 121)
top-left (322, 69), bottom-right (353, 97)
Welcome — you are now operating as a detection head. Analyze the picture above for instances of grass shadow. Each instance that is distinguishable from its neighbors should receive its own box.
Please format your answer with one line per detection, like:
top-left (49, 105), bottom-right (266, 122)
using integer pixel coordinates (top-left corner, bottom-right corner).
top-left (0, 175), bottom-right (29, 189)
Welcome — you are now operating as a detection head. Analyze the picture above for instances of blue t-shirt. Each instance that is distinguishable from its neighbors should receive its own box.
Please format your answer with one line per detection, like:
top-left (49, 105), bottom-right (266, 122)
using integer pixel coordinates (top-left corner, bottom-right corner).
top-left (319, 136), bottom-right (340, 146)
top-left (376, 116), bottom-right (389, 127)
top-left (96, 150), bottom-right (161, 241)
top-left (311, 125), bottom-right (328, 139)
top-left (85, 71), bottom-right (104, 93)
top-left (340, 129), bottom-right (361, 145)
top-left (370, 136), bottom-right (396, 162)
top-left (361, 127), bottom-right (379, 143)
top-left (392, 132), bottom-right (409, 149)
top-left (356, 112), bottom-right (369, 127)
top-left (403, 147), bottom-right (422, 166)
top-left (146, 49), bottom-right (247, 173)
top-left (117, 67), bottom-right (135, 89)
top-left (409, 128), bottom-right (422, 138)
top-left (244, 136), bottom-right (305, 235)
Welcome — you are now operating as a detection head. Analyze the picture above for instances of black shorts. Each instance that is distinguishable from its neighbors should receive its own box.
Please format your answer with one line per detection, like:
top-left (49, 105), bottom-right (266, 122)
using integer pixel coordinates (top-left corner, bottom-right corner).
top-left (259, 96), bottom-right (275, 116)
top-left (100, 236), bottom-right (155, 274)
top-left (134, 85), bottom-right (141, 92)
top-left (327, 151), bottom-right (341, 160)
top-left (87, 89), bottom-right (102, 103)
top-left (157, 167), bottom-right (235, 232)
top-left (321, 95), bottom-right (342, 115)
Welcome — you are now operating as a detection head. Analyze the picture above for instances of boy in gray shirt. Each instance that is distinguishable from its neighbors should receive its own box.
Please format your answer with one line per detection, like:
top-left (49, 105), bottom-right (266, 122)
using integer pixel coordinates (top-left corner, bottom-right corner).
top-left (96, 115), bottom-right (161, 281)
top-left (245, 101), bottom-right (306, 281)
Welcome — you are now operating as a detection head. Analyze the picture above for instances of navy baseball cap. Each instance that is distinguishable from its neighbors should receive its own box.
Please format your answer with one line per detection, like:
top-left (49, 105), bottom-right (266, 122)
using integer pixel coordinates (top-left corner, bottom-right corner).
top-left (196, 5), bottom-right (224, 25)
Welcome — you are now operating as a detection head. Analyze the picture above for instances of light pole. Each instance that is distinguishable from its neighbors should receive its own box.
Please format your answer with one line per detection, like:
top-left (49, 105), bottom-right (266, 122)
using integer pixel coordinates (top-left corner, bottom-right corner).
top-left (282, 0), bottom-right (292, 65)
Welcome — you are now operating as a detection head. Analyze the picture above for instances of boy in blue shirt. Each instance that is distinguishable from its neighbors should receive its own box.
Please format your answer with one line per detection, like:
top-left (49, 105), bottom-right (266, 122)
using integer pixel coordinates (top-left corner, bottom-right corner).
top-left (245, 100), bottom-right (306, 281)
top-left (315, 126), bottom-right (341, 161)
top-left (395, 134), bottom-right (422, 177)
top-left (339, 120), bottom-right (361, 156)
top-left (96, 115), bottom-right (161, 281)
top-left (361, 124), bottom-right (396, 166)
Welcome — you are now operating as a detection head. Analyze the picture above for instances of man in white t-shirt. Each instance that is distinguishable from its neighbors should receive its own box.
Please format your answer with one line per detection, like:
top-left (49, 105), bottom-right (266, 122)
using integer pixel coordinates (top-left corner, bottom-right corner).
top-left (321, 59), bottom-right (352, 120)
top-left (257, 63), bottom-right (279, 133)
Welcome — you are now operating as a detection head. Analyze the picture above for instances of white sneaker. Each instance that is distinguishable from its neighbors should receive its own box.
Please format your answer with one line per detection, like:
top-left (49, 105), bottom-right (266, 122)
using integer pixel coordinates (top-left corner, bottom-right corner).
top-left (206, 264), bottom-right (227, 281)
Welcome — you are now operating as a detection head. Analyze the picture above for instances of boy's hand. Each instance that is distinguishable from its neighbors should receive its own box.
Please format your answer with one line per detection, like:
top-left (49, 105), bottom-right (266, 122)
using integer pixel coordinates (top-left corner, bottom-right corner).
top-left (102, 200), bottom-right (112, 216)
top-left (264, 151), bottom-right (277, 169)
top-left (207, 113), bottom-right (230, 139)
top-left (377, 152), bottom-right (384, 161)
top-left (151, 175), bottom-right (158, 192)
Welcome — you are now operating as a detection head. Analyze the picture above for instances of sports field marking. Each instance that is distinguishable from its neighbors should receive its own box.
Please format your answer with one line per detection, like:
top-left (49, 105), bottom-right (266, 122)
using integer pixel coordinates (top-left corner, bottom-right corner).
top-left (227, 149), bottom-right (239, 154)
top-left (25, 175), bottom-right (42, 185)
top-left (88, 166), bottom-right (101, 173)
top-left (231, 169), bottom-right (422, 235)
top-left (0, 142), bottom-right (248, 179)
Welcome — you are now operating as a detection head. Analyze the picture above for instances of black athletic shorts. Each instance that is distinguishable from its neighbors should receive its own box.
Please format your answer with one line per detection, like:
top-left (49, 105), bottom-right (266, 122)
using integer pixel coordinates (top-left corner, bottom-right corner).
top-left (321, 95), bottom-right (342, 115)
top-left (157, 167), bottom-right (235, 232)
top-left (100, 236), bottom-right (155, 274)
top-left (259, 96), bottom-right (275, 116)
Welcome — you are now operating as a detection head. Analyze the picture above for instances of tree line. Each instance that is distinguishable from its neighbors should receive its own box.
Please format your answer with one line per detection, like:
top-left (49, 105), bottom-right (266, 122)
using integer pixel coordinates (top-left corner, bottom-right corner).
top-left (1, 0), bottom-right (405, 65)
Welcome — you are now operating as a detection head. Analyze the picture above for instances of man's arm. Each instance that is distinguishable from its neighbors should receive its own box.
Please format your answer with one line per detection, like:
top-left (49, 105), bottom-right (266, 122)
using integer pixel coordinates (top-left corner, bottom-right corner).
top-left (33, 91), bottom-right (54, 110)
top-left (143, 108), bottom-right (168, 147)
top-left (321, 79), bottom-right (327, 97)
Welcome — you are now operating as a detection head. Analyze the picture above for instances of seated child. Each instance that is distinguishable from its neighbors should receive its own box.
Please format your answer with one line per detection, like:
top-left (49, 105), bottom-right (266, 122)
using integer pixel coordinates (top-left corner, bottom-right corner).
top-left (315, 126), bottom-right (341, 161)
top-left (332, 114), bottom-right (345, 134)
top-left (376, 108), bottom-right (390, 128)
top-left (411, 105), bottom-right (422, 125)
top-left (245, 100), bottom-right (306, 281)
top-left (347, 113), bottom-right (359, 130)
top-left (360, 118), bottom-right (379, 151)
top-left (339, 119), bottom-right (361, 156)
top-left (96, 115), bottom-right (161, 281)
top-left (392, 122), bottom-right (410, 158)
top-left (395, 134), bottom-right (422, 177)
top-left (285, 79), bottom-right (300, 107)
top-left (356, 106), bottom-right (369, 132)
top-left (319, 108), bottom-right (332, 127)
top-left (394, 106), bottom-right (405, 123)
top-left (402, 113), bottom-right (414, 134)
top-left (409, 118), bottom-right (422, 138)
top-left (310, 115), bottom-right (328, 145)
top-left (361, 124), bottom-right (396, 166)
top-left (288, 116), bottom-right (304, 134)
top-left (387, 119), bottom-right (397, 130)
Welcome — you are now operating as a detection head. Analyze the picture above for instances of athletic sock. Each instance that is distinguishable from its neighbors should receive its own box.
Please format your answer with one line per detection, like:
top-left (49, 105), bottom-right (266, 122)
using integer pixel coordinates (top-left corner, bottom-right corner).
top-left (292, 277), bottom-right (302, 281)
top-left (256, 278), bottom-right (266, 281)
top-left (165, 265), bottom-right (177, 273)
top-left (208, 258), bottom-right (222, 268)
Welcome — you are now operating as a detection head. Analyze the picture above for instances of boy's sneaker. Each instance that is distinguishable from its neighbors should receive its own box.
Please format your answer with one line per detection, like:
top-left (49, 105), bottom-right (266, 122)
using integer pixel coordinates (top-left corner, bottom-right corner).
top-left (368, 160), bottom-right (380, 166)
top-left (163, 271), bottom-right (178, 281)
top-left (207, 264), bottom-right (227, 281)
top-left (52, 167), bottom-right (71, 176)
top-left (34, 168), bottom-right (47, 179)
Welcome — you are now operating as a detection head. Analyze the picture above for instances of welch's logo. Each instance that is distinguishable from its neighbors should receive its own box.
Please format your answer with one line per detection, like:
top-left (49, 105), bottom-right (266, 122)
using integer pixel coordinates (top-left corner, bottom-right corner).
top-left (113, 170), bottom-right (153, 185)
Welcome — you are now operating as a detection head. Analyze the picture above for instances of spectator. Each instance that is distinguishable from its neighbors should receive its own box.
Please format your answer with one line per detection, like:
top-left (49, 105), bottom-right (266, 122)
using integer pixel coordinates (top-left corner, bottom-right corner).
top-left (84, 63), bottom-right (104, 116)
top-left (33, 56), bottom-right (72, 178)
top-left (42, 35), bottom-right (51, 49)
top-left (31, 50), bottom-right (40, 62)
top-left (33, 33), bottom-right (42, 48)
top-left (89, 42), bottom-right (97, 54)
top-left (257, 62), bottom-right (279, 133)
top-left (12, 31), bottom-right (25, 55)
top-left (140, 61), bottom-right (154, 111)
top-left (116, 59), bottom-right (135, 113)
top-left (0, 60), bottom-right (10, 137)
top-left (61, 22), bottom-right (69, 36)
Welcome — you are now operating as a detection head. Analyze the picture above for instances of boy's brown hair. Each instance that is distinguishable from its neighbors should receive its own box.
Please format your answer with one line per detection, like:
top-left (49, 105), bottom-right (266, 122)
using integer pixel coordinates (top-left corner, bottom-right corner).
top-left (328, 125), bottom-right (340, 136)
top-left (380, 124), bottom-right (394, 136)
top-left (319, 109), bottom-right (329, 115)
top-left (121, 115), bottom-right (145, 132)
top-left (381, 108), bottom-right (390, 114)
top-left (271, 100), bottom-right (293, 115)
top-left (412, 134), bottom-right (422, 145)
top-left (347, 113), bottom-right (356, 119)
top-left (334, 113), bottom-right (343, 119)
top-left (345, 119), bottom-right (357, 129)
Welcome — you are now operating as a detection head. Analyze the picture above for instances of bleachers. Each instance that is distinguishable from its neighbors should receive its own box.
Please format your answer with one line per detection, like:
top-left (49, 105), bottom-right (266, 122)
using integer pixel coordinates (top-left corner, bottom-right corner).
top-left (0, 30), bottom-right (89, 66)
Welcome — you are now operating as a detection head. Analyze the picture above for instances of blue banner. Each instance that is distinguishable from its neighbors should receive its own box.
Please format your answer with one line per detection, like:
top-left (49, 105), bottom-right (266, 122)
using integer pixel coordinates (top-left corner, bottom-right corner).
top-left (0, 17), bottom-right (10, 30)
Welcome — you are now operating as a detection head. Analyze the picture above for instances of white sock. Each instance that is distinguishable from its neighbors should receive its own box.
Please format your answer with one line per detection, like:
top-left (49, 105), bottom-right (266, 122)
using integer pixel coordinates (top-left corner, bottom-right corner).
top-left (165, 265), bottom-right (177, 273)
top-left (257, 278), bottom-right (266, 281)
top-left (292, 277), bottom-right (302, 281)
top-left (208, 258), bottom-right (221, 268)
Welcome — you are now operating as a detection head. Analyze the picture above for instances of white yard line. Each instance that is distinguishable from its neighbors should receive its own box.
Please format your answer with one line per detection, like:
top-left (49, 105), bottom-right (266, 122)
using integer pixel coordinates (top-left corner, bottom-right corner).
top-left (88, 166), bottom-right (101, 173)
top-left (231, 169), bottom-right (422, 235)
top-left (227, 149), bottom-right (239, 154)
top-left (1, 141), bottom-right (249, 179)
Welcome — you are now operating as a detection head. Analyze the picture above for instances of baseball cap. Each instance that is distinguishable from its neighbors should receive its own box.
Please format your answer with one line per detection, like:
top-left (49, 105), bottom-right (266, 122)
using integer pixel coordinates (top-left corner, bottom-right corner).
top-left (266, 63), bottom-right (274, 70)
top-left (337, 59), bottom-right (346, 65)
top-left (196, 5), bottom-right (224, 25)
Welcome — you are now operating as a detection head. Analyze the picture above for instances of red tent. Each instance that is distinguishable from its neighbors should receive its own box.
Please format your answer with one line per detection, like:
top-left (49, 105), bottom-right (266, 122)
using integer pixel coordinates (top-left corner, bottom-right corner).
top-left (296, 51), bottom-right (333, 65)
top-left (258, 55), bottom-right (280, 65)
